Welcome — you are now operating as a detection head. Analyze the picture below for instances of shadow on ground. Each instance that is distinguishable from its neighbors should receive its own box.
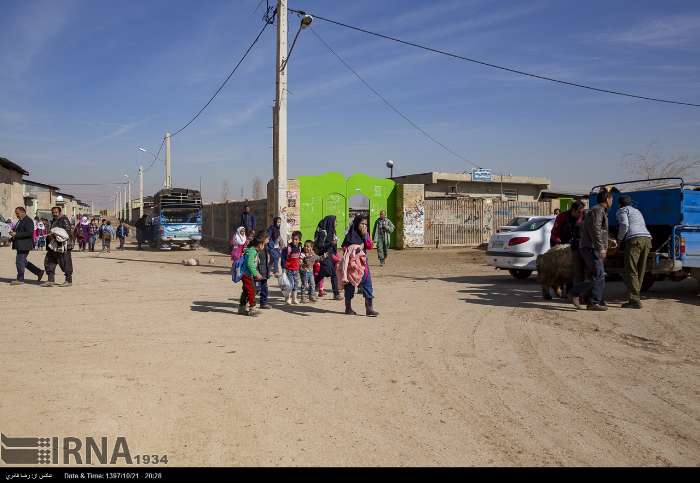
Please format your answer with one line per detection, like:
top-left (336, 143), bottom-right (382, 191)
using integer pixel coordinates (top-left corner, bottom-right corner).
top-left (386, 273), bottom-right (699, 311)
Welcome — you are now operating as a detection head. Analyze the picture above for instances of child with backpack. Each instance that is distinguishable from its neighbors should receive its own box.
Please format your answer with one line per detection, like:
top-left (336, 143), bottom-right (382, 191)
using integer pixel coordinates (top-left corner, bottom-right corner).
top-left (101, 221), bottom-right (115, 253)
top-left (116, 220), bottom-right (129, 249)
top-left (256, 230), bottom-right (272, 310)
top-left (281, 230), bottom-right (303, 304)
top-left (238, 232), bottom-right (265, 317)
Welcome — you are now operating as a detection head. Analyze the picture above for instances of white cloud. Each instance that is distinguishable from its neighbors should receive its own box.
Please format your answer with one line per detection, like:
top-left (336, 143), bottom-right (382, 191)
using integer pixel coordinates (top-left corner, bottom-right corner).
top-left (0, 0), bottom-right (77, 80)
top-left (605, 15), bottom-right (700, 47)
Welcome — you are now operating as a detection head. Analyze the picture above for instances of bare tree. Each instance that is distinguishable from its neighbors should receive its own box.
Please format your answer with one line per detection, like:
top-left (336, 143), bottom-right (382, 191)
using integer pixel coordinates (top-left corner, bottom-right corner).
top-left (623, 145), bottom-right (700, 185)
top-left (252, 177), bottom-right (263, 200)
top-left (221, 180), bottom-right (230, 202)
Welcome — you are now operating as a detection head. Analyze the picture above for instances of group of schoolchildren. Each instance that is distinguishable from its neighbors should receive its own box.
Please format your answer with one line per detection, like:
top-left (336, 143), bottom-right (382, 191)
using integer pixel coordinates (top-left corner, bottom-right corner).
top-left (230, 214), bottom-right (379, 318)
top-left (72, 217), bottom-right (130, 253)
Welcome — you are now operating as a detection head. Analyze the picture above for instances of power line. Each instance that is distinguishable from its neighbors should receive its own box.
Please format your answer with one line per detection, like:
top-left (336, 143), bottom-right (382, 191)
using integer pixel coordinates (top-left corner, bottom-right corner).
top-left (309, 27), bottom-right (481, 169)
top-left (170, 14), bottom-right (275, 138)
top-left (143, 137), bottom-right (166, 173)
top-left (291, 8), bottom-right (700, 108)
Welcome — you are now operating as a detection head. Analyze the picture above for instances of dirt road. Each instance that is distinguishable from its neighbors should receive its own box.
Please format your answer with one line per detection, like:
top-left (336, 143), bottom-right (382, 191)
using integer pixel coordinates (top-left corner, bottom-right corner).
top-left (1, 244), bottom-right (698, 466)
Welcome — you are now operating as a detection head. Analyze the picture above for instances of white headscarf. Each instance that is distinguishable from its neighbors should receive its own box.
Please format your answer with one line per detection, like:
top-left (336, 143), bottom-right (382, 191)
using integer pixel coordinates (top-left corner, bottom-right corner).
top-left (234, 226), bottom-right (246, 246)
top-left (81, 216), bottom-right (89, 225)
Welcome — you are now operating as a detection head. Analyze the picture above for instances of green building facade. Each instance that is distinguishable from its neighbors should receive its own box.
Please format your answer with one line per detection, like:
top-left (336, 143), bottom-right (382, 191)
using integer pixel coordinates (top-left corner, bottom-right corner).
top-left (297, 172), bottom-right (396, 246)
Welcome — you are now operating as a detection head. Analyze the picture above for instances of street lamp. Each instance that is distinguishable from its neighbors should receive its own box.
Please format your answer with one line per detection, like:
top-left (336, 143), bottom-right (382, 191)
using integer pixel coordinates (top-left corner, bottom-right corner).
top-left (386, 160), bottom-right (395, 179)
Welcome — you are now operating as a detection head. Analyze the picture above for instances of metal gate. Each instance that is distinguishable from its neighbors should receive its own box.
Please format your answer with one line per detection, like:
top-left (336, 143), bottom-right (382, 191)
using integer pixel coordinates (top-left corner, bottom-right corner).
top-left (424, 198), bottom-right (488, 247)
top-left (425, 198), bottom-right (553, 247)
top-left (492, 200), bottom-right (552, 232)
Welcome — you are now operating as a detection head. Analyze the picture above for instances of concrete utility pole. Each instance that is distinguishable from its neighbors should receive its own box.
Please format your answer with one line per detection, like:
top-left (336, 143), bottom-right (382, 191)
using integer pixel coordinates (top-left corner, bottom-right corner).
top-left (139, 166), bottom-right (144, 218)
top-left (273, 0), bottom-right (288, 244)
top-left (127, 180), bottom-right (132, 223)
top-left (164, 132), bottom-right (172, 189)
top-left (123, 184), bottom-right (127, 221)
top-left (117, 190), bottom-right (121, 220)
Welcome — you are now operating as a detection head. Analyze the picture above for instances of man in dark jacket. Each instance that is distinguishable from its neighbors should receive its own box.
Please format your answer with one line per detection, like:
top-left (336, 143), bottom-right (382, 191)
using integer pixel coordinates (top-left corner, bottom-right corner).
top-left (9, 207), bottom-right (44, 285)
top-left (43, 206), bottom-right (74, 287)
top-left (551, 201), bottom-right (586, 292)
top-left (239, 205), bottom-right (256, 232)
top-left (135, 215), bottom-right (148, 250)
top-left (571, 190), bottom-right (616, 311)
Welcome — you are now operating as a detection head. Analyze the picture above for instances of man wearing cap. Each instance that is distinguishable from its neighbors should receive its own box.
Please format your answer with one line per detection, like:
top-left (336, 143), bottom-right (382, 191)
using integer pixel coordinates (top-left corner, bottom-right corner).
top-left (617, 195), bottom-right (652, 309)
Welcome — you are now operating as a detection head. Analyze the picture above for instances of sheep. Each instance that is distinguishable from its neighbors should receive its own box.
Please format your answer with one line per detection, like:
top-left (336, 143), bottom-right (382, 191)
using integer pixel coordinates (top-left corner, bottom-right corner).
top-left (536, 244), bottom-right (573, 300)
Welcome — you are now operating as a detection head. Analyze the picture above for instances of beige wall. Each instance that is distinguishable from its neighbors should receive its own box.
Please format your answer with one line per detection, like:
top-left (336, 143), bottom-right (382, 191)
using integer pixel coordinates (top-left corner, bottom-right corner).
top-left (395, 184), bottom-right (425, 249)
top-left (23, 184), bottom-right (56, 217)
top-left (0, 166), bottom-right (25, 220)
top-left (425, 180), bottom-right (546, 201)
top-left (266, 178), bottom-right (300, 238)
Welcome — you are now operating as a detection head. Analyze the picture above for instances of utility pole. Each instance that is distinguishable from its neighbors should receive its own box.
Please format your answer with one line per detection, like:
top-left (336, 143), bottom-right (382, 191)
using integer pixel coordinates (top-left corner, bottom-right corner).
top-left (273, 0), bottom-right (288, 244)
top-left (127, 179), bottom-right (132, 223)
top-left (117, 190), bottom-right (121, 220)
top-left (139, 166), bottom-right (144, 218)
top-left (164, 132), bottom-right (172, 189)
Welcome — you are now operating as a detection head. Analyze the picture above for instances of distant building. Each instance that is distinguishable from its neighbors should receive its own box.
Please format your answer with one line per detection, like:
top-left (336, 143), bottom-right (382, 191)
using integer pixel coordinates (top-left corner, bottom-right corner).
top-left (392, 171), bottom-right (551, 201)
top-left (0, 156), bottom-right (30, 220)
top-left (23, 179), bottom-right (60, 219)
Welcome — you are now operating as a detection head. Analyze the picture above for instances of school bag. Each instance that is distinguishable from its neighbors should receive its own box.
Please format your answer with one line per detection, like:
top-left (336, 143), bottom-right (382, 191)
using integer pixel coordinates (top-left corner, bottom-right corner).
top-left (231, 256), bottom-right (246, 283)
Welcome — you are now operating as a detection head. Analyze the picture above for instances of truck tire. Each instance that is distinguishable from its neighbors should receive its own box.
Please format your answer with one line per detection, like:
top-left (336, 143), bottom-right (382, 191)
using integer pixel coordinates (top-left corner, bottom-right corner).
top-left (509, 269), bottom-right (532, 280)
top-left (641, 274), bottom-right (655, 292)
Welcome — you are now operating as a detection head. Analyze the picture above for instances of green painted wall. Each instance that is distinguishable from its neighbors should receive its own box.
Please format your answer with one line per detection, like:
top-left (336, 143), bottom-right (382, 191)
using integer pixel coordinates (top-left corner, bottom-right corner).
top-left (298, 172), bottom-right (397, 246)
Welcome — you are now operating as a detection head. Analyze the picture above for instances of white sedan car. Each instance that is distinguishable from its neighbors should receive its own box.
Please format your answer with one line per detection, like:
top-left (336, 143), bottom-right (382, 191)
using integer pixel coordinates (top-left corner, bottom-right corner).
top-left (485, 216), bottom-right (555, 279)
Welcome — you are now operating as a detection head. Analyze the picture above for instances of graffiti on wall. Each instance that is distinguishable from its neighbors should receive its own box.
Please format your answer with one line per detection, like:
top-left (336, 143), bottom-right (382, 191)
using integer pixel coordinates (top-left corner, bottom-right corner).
top-left (403, 200), bottom-right (424, 247)
top-left (286, 188), bottom-right (300, 232)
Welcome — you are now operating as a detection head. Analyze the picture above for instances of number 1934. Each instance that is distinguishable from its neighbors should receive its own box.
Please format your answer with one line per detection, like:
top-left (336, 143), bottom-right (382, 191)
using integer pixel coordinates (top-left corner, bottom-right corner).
top-left (134, 454), bottom-right (168, 464)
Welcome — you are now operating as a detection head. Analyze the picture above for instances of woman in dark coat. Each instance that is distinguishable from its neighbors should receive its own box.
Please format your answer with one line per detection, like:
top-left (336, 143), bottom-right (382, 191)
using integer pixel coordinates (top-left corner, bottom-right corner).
top-left (314, 215), bottom-right (342, 300)
top-left (341, 215), bottom-right (378, 317)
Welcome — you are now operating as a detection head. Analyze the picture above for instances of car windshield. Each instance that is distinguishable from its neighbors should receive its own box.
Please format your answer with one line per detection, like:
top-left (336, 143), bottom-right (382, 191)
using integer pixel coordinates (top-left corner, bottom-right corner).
top-left (514, 218), bottom-right (551, 232)
top-left (506, 217), bottom-right (529, 226)
top-left (162, 209), bottom-right (200, 224)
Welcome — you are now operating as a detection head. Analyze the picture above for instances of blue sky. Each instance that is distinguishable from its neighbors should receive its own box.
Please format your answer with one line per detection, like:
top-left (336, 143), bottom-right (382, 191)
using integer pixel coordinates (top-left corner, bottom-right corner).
top-left (1, 0), bottom-right (699, 208)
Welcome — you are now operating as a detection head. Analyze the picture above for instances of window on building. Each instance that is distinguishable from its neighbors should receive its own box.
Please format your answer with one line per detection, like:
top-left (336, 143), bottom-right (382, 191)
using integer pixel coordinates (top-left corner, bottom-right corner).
top-left (503, 189), bottom-right (518, 201)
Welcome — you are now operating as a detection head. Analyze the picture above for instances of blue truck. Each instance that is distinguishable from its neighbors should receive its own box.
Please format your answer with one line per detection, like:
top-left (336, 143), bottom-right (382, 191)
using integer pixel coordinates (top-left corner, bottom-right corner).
top-left (589, 178), bottom-right (700, 290)
top-left (147, 188), bottom-right (203, 250)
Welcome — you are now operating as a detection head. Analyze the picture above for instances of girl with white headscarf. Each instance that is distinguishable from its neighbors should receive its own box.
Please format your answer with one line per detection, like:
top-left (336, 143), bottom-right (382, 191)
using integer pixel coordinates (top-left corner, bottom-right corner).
top-left (230, 226), bottom-right (248, 262)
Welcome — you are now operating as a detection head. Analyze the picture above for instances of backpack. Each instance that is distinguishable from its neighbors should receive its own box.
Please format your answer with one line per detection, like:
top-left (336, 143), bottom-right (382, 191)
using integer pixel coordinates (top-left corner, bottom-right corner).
top-left (231, 256), bottom-right (246, 283)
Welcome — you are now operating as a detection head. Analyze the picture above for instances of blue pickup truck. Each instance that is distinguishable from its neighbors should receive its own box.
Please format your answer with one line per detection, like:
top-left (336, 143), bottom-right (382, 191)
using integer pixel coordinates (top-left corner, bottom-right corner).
top-left (589, 178), bottom-right (700, 291)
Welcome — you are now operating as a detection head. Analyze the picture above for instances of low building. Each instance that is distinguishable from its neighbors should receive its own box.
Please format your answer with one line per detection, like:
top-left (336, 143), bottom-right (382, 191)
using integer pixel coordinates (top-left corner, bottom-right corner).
top-left (538, 190), bottom-right (589, 211)
top-left (23, 179), bottom-right (60, 219)
top-left (0, 156), bottom-right (29, 220)
top-left (392, 171), bottom-right (551, 201)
